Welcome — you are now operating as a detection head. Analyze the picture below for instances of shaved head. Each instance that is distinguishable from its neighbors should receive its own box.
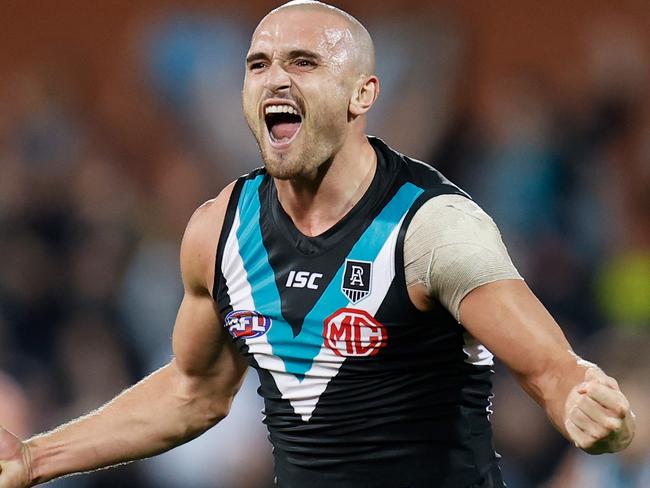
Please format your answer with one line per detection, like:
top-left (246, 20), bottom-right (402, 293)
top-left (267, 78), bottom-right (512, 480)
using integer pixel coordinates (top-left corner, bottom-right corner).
top-left (261, 0), bottom-right (375, 75)
top-left (242, 1), bottom-right (380, 179)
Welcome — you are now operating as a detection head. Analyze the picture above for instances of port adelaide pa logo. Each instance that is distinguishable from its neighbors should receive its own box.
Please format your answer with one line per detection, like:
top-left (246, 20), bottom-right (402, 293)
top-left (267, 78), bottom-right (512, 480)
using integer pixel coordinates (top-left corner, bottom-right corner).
top-left (341, 259), bottom-right (372, 304)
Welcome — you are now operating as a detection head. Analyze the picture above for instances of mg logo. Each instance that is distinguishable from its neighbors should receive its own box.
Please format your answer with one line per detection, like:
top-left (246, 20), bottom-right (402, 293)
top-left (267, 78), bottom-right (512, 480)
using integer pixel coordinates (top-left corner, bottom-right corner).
top-left (323, 308), bottom-right (387, 357)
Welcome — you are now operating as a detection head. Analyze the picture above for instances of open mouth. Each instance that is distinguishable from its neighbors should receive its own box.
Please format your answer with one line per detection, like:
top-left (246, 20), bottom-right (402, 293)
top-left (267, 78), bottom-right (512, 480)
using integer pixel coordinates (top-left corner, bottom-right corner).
top-left (264, 103), bottom-right (303, 149)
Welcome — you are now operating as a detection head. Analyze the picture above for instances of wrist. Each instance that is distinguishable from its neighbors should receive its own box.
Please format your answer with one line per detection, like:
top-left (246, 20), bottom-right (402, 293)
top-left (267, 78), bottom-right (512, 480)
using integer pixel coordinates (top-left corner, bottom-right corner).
top-left (21, 441), bottom-right (35, 487)
top-left (24, 437), bottom-right (62, 486)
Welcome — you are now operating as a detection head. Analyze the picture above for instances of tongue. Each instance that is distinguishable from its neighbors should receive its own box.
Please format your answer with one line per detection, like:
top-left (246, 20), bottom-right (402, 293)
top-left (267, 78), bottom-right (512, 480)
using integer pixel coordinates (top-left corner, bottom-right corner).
top-left (271, 122), bottom-right (300, 141)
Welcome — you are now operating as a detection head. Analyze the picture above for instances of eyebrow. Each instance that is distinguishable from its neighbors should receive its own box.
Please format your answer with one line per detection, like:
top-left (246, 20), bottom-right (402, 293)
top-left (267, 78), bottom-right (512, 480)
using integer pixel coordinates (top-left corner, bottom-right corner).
top-left (246, 52), bottom-right (269, 65)
top-left (245, 49), bottom-right (322, 65)
top-left (286, 50), bottom-right (321, 62)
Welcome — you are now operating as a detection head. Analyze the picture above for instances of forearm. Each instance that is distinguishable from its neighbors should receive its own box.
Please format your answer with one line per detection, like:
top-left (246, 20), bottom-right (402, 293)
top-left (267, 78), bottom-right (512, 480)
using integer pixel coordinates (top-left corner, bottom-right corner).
top-left (25, 361), bottom-right (229, 485)
top-left (512, 352), bottom-right (590, 440)
top-left (460, 279), bottom-right (634, 454)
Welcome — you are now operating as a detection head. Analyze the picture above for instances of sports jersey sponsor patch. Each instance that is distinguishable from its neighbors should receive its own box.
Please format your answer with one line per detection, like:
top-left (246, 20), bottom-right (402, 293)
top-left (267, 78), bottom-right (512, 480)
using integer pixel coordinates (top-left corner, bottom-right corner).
top-left (323, 308), bottom-right (387, 357)
top-left (341, 259), bottom-right (372, 303)
top-left (225, 310), bottom-right (272, 339)
top-left (285, 270), bottom-right (323, 289)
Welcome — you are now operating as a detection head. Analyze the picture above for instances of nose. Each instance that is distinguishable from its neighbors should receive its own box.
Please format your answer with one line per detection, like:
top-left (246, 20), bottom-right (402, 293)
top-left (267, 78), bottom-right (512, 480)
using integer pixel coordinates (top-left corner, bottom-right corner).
top-left (263, 61), bottom-right (291, 94)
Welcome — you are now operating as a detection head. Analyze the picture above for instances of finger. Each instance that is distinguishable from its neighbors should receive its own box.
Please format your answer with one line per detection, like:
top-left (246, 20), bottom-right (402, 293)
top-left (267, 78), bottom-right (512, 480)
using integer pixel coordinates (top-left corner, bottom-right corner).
top-left (577, 393), bottom-right (623, 432)
top-left (584, 383), bottom-right (630, 418)
top-left (569, 405), bottom-right (611, 440)
top-left (565, 417), bottom-right (597, 450)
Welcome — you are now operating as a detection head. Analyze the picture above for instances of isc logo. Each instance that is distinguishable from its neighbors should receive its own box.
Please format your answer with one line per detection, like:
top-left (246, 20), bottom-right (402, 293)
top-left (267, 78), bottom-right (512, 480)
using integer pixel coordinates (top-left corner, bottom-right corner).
top-left (286, 270), bottom-right (323, 290)
top-left (323, 308), bottom-right (387, 357)
top-left (225, 310), bottom-right (272, 339)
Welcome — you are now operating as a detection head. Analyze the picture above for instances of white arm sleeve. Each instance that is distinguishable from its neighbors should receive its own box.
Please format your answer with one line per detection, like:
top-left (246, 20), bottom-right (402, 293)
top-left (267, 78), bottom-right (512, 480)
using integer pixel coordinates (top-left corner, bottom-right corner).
top-left (404, 194), bottom-right (522, 321)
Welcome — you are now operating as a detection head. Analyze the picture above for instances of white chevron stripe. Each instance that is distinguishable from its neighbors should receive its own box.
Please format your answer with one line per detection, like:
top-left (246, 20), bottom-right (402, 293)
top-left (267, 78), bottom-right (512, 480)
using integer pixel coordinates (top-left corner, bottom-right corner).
top-left (462, 332), bottom-right (494, 366)
top-left (221, 208), bottom-right (407, 421)
top-left (222, 210), bottom-right (255, 311)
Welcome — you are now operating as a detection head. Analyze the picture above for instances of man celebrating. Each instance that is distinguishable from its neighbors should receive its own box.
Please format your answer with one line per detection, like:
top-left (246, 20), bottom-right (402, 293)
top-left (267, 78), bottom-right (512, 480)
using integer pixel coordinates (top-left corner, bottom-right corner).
top-left (0, 2), bottom-right (635, 487)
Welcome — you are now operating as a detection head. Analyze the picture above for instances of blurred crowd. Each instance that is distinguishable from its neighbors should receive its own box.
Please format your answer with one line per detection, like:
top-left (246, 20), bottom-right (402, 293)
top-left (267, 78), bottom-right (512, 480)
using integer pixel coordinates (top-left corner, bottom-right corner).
top-left (0, 3), bottom-right (649, 488)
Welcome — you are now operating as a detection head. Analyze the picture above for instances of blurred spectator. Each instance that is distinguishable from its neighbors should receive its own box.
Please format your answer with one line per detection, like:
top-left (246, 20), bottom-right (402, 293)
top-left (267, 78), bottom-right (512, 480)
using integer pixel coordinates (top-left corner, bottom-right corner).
top-left (118, 152), bottom-right (208, 370)
top-left (366, 13), bottom-right (464, 160)
top-left (139, 13), bottom-right (259, 182)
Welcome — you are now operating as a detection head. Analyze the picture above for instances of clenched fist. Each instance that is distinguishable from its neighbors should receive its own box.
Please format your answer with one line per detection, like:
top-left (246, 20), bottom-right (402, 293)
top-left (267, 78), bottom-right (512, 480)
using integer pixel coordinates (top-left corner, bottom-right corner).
top-left (564, 367), bottom-right (636, 454)
top-left (0, 427), bottom-right (31, 488)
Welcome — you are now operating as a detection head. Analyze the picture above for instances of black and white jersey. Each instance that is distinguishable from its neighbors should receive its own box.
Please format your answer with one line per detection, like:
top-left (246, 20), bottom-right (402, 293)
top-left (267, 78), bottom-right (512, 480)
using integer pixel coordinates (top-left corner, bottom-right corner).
top-left (213, 137), bottom-right (503, 488)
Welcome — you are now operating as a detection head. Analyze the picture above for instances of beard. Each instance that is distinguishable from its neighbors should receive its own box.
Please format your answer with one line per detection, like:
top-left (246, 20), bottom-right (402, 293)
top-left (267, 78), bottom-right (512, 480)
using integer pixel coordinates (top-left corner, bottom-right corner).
top-left (248, 114), bottom-right (346, 181)
top-left (242, 81), bottom-right (349, 180)
top-left (258, 135), bottom-right (323, 180)
top-left (261, 150), bottom-right (309, 180)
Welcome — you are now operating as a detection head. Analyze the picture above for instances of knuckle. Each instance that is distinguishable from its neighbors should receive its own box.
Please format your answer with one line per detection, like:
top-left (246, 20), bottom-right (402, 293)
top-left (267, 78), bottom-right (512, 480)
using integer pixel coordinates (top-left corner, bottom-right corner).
top-left (577, 396), bottom-right (591, 410)
top-left (606, 418), bottom-right (622, 431)
top-left (613, 404), bottom-right (626, 418)
top-left (596, 425), bottom-right (610, 439)
top-left (621, 399), bottom-right (631, 414)
top-left (571, 411), bottom-right (585, 426)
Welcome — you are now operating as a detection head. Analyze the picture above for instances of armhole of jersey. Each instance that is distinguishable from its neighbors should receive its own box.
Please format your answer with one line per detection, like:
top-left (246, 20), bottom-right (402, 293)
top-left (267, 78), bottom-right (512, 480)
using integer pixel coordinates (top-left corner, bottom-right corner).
top-left (394, 190), bottom-right (432, 315)
top-left (212, 177), bottom-right (246, 304)
top-left (394, 188), bottom-right (470, 315)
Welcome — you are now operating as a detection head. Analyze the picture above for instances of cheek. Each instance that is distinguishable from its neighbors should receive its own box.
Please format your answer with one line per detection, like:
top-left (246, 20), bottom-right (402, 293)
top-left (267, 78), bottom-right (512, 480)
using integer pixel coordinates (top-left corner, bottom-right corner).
top-left (242, 80), bottom-right (258, 115)
top-left (241, 90), bottom-right (252, 113)
top-left (306, 80), bottom-right (350, 122)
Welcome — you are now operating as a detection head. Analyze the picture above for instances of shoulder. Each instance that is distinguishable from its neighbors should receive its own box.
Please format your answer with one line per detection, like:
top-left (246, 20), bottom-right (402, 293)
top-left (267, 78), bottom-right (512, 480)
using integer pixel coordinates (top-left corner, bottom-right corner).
top-left (180, 180), bottom-right (239, 293)
top-left (370, 136), bottom-right (467, 197)
top-left (405, 194), bottom-right (522, 319)
top-left (416, 194), bottom-right (487, 217)
top-left (406, 194), bottom-right (500, 245)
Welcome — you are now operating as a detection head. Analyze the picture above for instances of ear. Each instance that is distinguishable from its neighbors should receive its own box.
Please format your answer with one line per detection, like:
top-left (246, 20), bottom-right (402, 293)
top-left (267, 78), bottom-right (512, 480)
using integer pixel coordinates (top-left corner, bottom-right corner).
top-left (349, 75), bottom-right (380, 117)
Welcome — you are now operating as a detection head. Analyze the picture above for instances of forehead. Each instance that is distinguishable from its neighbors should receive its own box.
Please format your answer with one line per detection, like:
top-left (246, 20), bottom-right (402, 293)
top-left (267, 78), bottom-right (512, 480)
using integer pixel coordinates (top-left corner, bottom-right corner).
top-left (249, 9), bottom-right (353, 58)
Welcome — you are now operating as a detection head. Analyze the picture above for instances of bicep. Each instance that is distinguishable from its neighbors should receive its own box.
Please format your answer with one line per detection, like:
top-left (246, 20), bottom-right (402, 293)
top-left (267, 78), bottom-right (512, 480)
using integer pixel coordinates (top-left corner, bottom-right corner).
top-left (172, 182), bottom-right (247, 388)
top-left (172, 289), bottom-right (246, 381)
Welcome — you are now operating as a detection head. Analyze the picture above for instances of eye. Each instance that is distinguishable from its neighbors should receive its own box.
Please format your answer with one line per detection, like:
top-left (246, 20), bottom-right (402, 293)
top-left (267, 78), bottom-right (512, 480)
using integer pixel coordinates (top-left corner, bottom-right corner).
top-left (294, 58), bottom-right (317, 69)
top-left (248, 61), bottom-right (267, 72)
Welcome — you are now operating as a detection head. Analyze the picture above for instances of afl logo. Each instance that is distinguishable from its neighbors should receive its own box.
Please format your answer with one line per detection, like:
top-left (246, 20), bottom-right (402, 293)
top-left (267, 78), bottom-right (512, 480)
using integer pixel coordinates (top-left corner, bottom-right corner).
top-left (323, 308), bottom-right (387, 357)
top-left (225, 310), bottom-right (272, 339)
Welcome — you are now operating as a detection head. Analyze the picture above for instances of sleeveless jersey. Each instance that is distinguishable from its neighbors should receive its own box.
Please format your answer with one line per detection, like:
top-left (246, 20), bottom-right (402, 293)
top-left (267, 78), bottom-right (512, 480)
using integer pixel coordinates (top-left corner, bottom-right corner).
top-left (213, 137), bottom-right (502, 488)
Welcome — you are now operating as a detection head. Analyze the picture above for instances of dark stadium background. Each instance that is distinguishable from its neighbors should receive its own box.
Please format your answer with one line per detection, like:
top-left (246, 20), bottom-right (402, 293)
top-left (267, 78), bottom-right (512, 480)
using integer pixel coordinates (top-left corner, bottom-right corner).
top-left (0, 1), bottom-right (648, 487)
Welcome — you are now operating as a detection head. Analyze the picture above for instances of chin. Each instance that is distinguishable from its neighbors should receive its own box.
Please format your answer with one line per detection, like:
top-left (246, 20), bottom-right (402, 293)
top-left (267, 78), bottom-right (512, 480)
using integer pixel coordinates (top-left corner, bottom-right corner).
top-left (261, 152), bottom-right (302, 180)
top-left (264, 162), bottom-right (306, 180)
top-left (257, 132), bottom-right (326, 180)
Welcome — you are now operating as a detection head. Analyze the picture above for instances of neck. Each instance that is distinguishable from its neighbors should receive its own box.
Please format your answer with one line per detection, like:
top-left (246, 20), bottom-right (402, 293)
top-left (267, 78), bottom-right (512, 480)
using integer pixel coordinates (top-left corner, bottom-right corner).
top-left (274, 133), bottom-right (377, 237)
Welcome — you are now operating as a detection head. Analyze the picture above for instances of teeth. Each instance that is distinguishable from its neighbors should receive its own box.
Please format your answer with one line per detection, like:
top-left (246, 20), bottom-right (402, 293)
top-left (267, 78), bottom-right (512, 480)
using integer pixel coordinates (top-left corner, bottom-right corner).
top-left (265, 104), bottom-right (300, 116)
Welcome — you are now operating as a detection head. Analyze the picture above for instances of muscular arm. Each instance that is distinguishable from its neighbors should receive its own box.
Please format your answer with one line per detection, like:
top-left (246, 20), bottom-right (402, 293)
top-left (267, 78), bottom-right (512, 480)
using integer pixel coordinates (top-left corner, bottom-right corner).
top-left (405, 195), bottom-right (634, 454)
top-left (459, 279), bottom-right (635, 454)
top-left (0, 183), bottom-right (247, 487)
